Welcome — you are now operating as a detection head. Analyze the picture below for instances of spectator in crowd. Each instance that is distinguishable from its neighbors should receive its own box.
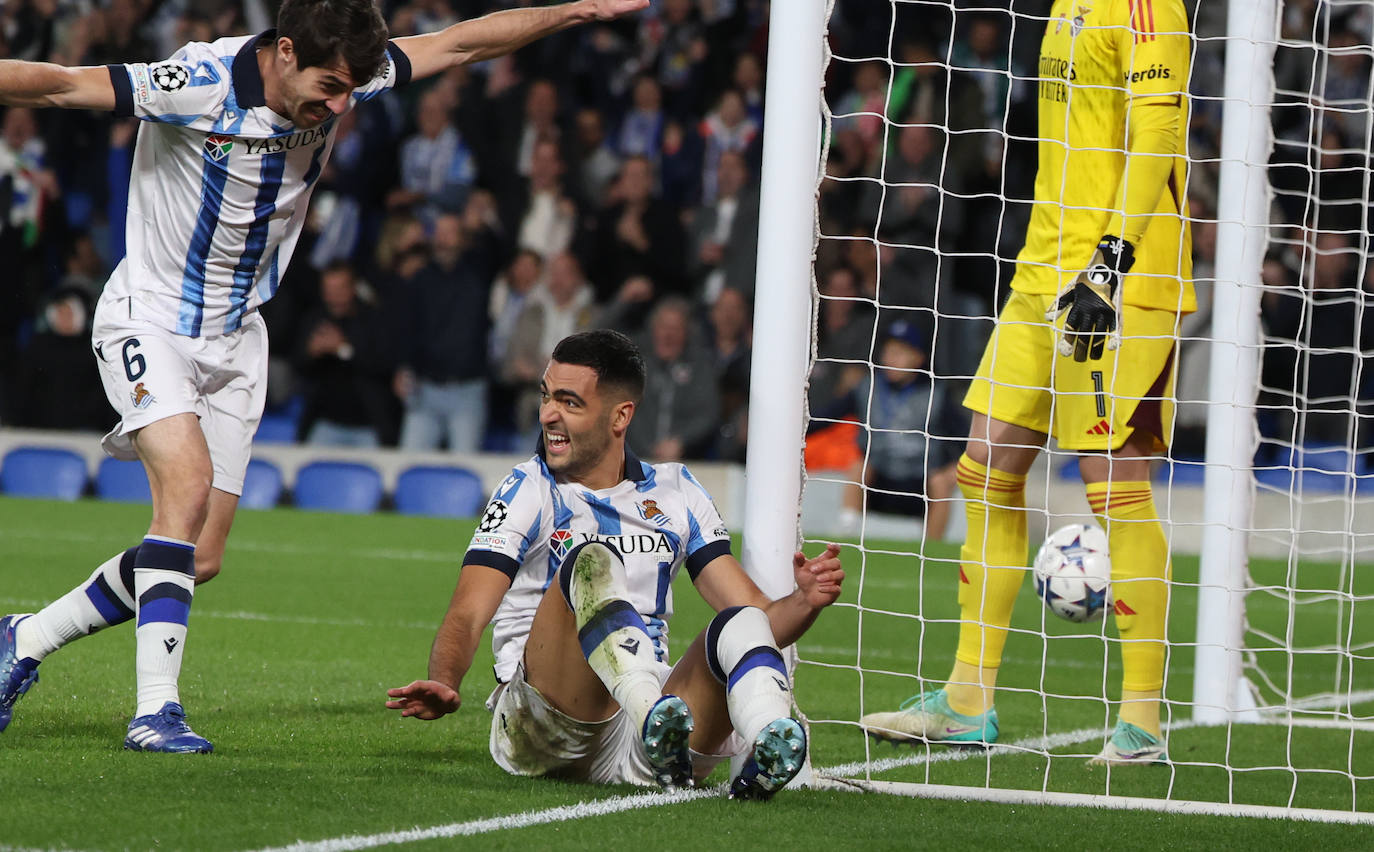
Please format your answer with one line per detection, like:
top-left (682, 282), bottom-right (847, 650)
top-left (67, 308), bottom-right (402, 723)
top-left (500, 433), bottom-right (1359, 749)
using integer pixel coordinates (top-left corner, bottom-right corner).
top-left (805, 265), bottom-right (878, 478)
top-left (504, 137), bottom-right (579, 264)
top-left (657, 115), bottom-right (704, 209)
top-left (697, 88), bottom-right (758, 205)
top-left (389, 86), bottom-right (478, 231)
top-left (616, 73), bottom-right (665, 159)
top-left (513, 78), bottom-right (563, 179)
top-left (570, 106), bottom-right (622, 209)
top-left (578, 154), bottom-right (685, 302)
top-left (392, 206), bottom-right (499, 453)
top-left (629, 296), bottom-right (720, 461)
top-left (708, 286), bottom-right (752, 462)
top-left (502, 250), bottom-right (598, 436)
top-left (648, 0), bottom-right (709, 120)
top-left (886, 38), bottom-right (985, 179)
top-left (489, 249), bottom-right (545, 370)
top-left (689, 149), bottom-right (759, 303)
top-left (295, 262), bottom-right (396, 449)
top-left (731, 51), bottom-right (765, 128)
top-left (0, 105), bottom-right (59, 357)
top-left (11, 287), bottom-right (110, 432)
top-left (819, 319), bottom-right (960, 537)
top-left (859, 123), bottom-right (963, 312)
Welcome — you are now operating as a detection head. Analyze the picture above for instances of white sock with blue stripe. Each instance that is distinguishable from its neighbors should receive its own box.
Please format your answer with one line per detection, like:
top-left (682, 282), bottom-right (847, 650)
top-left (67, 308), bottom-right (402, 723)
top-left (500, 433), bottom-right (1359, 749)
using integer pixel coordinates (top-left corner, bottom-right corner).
top-left (561, 542), bottom-right (661, 732)
top-left (706, 606), bottom-right (793, 743)
top-left (15, 547), bottom-right (139, 661)
top-left (133, 536), bottom-right (196, 718)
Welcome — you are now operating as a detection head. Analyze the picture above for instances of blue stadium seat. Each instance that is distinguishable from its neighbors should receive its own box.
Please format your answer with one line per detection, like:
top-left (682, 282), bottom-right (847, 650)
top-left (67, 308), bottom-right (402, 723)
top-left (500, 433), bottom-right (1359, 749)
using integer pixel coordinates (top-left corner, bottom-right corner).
top-left (1154, 458), bottom-right (1207, 486)
top-left (96, 458), bottom-right (152, 503)
top-left (253, 414), bottom-right (298, 444)
top-left (0, 447), bottom-right (89, 500)
top-left (240, 459), bottom-right (284, 510)
top-left (394, 466), bottom-right (485, 518)
top-left (254, 395), bottom-right (304, 444)
top-left (292, 461), bottom-right (383, 513)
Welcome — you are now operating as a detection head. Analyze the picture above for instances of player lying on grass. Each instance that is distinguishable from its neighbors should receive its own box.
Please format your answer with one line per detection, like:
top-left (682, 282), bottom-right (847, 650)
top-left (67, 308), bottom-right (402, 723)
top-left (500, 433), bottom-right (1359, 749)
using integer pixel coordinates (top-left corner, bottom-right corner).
top-left (0, 0), bottom-right (647, 753)
top-left (386, 330), bottom-right (845, 798)
top-left (860, 0), bottom-right (1193, 765)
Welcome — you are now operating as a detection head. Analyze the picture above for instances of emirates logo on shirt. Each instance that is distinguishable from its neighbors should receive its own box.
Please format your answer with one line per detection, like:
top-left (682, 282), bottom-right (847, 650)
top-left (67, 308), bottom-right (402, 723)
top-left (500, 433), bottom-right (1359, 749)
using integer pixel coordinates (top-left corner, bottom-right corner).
top-left (204, 134), bottom-right (233, 161)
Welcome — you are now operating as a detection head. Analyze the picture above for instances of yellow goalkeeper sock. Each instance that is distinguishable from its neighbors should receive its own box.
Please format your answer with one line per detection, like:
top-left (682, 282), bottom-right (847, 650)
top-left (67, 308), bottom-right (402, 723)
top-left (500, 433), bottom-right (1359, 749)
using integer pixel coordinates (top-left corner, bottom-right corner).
top-left (948, 454), bottom-right (1028, 715)
top-left (1086, 479), bottom-right (1170, 738)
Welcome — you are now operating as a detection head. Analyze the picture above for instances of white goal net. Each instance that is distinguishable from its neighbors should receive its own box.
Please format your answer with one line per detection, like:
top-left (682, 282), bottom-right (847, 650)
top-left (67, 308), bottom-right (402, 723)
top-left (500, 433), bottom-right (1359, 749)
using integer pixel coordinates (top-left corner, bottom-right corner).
top-left (765, 0), bottom-right (1374, 822)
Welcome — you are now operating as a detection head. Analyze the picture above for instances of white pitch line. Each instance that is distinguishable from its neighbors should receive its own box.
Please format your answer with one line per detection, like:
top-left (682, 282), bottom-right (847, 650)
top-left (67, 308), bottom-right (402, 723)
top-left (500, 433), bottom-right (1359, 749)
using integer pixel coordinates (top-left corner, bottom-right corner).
top-left (0, 527), bottom-right (457, 564)
top-left (246, 787), bottom-right (718, 852)
top-left (0, 600), bottom-right (435, 632)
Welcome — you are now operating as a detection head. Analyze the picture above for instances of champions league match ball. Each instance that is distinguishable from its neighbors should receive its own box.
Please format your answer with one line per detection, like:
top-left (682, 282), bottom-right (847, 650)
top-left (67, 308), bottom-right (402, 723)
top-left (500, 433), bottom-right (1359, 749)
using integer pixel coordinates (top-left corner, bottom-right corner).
top-left (1032, 523), bottom-right (1112, 623)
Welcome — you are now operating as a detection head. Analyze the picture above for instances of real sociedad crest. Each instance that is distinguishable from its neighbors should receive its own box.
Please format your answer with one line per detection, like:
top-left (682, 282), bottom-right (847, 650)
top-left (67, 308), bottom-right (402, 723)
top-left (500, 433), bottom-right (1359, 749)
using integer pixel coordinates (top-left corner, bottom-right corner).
top-left (204, 134), bottom-right (233, 161)
top-left (637, 499), bottom-right (670, 527)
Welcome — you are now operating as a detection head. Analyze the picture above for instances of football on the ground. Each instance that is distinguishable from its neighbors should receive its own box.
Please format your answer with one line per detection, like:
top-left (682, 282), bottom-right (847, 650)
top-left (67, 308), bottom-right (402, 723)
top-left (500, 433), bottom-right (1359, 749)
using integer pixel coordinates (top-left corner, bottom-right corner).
top-left (1032, 523), bottom-right (1112, 623)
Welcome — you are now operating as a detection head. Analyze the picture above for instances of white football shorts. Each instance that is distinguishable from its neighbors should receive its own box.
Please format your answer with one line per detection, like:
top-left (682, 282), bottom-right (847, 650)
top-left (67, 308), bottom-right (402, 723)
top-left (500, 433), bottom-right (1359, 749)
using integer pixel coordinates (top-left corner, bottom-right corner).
top-left (92, 295), bottom-right (268, 496)
top-left (487, 661), bottom-right (741, 786)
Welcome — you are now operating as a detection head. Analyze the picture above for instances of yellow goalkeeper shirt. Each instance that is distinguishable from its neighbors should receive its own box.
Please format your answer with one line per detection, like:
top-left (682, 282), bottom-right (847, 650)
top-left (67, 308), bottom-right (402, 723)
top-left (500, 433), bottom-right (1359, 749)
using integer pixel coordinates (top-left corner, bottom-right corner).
top-left (1014, 0), bottom-right (1195, 313)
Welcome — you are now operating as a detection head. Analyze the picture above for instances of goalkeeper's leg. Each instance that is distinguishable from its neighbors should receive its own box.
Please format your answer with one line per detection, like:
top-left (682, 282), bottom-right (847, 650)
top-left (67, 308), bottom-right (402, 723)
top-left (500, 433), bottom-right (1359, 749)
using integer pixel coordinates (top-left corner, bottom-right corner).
top-left (861, 414), bottom-right (1042, 745)
top-left (1082, 439), bottom-right (1170, 764)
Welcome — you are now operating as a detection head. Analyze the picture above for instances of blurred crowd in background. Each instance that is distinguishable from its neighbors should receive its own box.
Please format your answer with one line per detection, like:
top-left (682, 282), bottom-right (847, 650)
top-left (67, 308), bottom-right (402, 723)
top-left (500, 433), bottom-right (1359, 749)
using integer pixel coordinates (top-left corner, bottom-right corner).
top-left (1, 1), bottom-right (1371, 490)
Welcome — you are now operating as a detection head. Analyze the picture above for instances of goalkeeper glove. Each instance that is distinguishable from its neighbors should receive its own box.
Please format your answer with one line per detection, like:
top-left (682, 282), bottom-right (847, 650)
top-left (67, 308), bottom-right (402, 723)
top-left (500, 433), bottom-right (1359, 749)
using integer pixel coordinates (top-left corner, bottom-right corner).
top-left (1046, 235), bottom-right (1135, 362)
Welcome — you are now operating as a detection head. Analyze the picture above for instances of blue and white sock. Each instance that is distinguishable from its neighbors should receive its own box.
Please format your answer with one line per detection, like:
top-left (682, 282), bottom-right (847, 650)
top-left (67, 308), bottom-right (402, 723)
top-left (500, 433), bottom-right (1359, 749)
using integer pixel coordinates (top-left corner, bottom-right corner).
top-left (133, 536), bottom-right (196, 718)
top-left (706, 605), bottom-right (792, 742)
top-left (560, 541), bottom-right (661, 731)
top-left (14, 548), bottom-right (139, 661)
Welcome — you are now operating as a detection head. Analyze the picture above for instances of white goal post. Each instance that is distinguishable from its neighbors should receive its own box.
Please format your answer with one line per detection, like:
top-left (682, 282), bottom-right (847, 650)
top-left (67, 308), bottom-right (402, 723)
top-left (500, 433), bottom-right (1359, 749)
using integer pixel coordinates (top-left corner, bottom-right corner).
top-left (744, 0), bottom-right (1374, 823)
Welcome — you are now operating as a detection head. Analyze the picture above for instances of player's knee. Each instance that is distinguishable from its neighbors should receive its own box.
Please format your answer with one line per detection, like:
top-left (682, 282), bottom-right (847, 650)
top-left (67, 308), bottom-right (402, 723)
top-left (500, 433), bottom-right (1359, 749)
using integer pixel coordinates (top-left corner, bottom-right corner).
top-left (704, 605), bottom-right (776, 683)
top-left (557, 540), bottom-right (623, 610)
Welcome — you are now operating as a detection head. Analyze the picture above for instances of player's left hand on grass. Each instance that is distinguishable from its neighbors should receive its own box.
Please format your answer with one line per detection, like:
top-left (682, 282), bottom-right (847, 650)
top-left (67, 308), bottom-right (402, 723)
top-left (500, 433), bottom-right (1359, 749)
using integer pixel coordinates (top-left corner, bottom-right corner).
top-left (794, 543), bottom-right (845, 609)
top-left (1046, 235), bottom-right (1135, 362)
top-left (385, 680), bottom-right (461, 720)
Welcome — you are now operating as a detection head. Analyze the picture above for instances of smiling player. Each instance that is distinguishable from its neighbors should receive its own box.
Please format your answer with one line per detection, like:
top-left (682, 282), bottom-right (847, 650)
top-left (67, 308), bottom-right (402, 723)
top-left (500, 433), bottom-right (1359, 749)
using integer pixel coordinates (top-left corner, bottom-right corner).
top-left (387, 330), bottom-right (845, 798)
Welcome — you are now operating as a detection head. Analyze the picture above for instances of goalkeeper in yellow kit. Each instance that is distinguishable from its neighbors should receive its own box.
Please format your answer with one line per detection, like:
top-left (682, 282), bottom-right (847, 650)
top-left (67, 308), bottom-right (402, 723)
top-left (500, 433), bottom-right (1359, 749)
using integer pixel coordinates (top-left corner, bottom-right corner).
top-left (861, 0), bottom-right (1193, 765)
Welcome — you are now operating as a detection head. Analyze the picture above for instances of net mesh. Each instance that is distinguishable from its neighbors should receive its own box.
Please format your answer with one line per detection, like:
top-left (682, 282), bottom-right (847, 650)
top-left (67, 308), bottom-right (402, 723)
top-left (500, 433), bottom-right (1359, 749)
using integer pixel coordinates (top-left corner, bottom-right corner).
top-left (798, 0), bottom-right (1374, 815)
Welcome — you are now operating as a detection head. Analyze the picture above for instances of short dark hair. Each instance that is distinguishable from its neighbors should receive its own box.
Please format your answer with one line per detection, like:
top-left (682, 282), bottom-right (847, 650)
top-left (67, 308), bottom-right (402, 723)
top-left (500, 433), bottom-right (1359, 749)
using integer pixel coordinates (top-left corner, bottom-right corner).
top-left (551, 330), bottom-right (646, 404)
top-left (278, 0), bottom-right (389, 85)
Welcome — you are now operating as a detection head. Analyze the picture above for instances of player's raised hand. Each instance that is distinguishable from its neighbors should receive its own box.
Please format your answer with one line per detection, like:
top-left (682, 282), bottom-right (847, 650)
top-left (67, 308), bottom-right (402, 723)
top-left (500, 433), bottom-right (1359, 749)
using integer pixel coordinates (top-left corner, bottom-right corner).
top-left (1046, 235), bottom-right (1135, 362)
top-left (586, 0), bottom-right (651, 22)
top-left (385, 680), bottom-right (461, 720)
top-left (794, 543), bottom-right (845, 609)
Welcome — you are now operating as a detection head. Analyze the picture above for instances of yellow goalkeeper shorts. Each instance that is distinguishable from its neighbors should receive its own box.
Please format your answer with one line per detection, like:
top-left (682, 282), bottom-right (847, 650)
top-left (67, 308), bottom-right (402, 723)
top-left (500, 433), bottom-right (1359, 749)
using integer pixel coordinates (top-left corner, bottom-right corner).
top-left (963, 291), bottom-right (1180, 452)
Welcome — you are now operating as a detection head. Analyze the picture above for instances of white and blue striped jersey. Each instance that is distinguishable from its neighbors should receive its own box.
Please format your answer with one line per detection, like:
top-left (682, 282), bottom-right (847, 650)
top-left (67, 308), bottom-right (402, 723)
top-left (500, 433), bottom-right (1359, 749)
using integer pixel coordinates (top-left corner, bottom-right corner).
top-left (101, 31), bottom-right (411, 337)
top-left (465, 446), bottom-right (733, 683)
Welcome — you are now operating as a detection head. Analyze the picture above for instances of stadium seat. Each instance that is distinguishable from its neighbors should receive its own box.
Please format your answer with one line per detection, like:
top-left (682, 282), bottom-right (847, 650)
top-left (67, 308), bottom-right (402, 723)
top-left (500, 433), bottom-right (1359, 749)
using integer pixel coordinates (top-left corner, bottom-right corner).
top-left (240, 459), bottom-right (284, 510)
top-left (1154, 458), bottom-right (1207, 486)
top-left (254, 395), bottom-right (304, 444)
top-left (0, 447), bottom-right (89, 500)
top-left (96, 458), bottom-right (152, 503)
top-left (394, 466), bottom-right (486, 518)
top-left (292, 461), bottom-right (383, 513)
top-left (253, 414), bottom-right (298, 444)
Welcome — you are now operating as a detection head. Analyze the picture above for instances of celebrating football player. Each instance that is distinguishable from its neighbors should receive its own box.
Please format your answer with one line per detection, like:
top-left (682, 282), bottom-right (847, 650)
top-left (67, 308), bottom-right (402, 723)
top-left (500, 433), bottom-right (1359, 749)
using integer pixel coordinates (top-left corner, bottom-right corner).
top-left (387, 330), bottom-right (845, 798)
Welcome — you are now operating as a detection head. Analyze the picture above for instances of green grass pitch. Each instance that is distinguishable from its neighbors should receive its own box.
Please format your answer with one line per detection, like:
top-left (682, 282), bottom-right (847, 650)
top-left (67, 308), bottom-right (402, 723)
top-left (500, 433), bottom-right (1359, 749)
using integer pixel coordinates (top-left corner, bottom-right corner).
top-left (0, 495), bottom-right (1370, 850)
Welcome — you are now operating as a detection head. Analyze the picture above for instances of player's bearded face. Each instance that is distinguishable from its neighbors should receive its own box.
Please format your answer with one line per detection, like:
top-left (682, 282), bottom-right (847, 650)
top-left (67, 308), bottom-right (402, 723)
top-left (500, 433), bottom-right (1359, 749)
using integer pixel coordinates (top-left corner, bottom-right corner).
top-left (540, 362), bottom-right (616, 480)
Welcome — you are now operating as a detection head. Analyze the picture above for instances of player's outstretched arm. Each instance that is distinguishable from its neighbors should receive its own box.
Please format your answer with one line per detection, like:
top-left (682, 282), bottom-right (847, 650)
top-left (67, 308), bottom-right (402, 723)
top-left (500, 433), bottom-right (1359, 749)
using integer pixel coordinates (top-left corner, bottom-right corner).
top-left (0, 61), bottom-right (117, 110)
top-left (395, 0), bottom-right (649, 83)
top-left (693, 544), bottom-right (845, 649)
top-left (385, 563), bottom-right (511, 720)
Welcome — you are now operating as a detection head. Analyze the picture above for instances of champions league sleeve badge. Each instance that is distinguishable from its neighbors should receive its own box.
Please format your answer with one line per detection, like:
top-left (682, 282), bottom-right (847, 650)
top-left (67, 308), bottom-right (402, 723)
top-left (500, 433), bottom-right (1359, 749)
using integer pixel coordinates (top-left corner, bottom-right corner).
top-left (150, 63), bottom-right (190, 92)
